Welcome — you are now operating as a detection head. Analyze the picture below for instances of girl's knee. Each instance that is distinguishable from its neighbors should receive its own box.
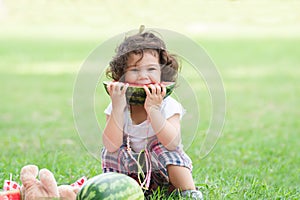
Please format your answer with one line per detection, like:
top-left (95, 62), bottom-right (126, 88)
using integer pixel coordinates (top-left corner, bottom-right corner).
top-left (167, 165), bottom-right (192, 175)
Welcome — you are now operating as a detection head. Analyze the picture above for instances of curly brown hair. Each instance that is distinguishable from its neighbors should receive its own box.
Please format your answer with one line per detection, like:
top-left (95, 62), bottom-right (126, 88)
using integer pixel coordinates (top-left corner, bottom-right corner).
top-left (106, 31), bottom-right (180, 82)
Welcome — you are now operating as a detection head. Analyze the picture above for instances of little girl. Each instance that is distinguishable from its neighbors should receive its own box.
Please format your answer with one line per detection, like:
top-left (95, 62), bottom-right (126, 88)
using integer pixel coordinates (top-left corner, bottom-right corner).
top-left (101, 29), bottom-right (203, 199)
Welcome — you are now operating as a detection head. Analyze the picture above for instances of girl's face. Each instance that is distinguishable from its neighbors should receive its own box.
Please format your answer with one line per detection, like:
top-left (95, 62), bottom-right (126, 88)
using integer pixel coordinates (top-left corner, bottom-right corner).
top-left (125, 51), bottom-right (161, 85)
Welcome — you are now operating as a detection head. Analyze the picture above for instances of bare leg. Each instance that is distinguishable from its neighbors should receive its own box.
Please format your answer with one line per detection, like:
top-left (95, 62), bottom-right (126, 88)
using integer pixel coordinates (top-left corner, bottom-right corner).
top-left (167, 165), bottom-right (196, 190)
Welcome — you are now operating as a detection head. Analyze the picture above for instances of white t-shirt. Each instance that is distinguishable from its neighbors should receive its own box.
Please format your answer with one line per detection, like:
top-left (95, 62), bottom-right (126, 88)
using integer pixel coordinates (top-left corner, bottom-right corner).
top-left (104, 96), bottom-right (186, 152)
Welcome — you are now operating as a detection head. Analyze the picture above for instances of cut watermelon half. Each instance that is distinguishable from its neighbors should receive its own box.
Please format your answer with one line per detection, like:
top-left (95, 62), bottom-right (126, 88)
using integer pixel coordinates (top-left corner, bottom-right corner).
top-left (102, 81), bottom-right (175, 105)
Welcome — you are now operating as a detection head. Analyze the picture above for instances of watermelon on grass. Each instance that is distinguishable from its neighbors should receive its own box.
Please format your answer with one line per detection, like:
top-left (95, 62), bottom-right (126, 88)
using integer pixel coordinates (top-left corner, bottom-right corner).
top-left (76, 172), bottom-right (144, 200)
top-left (103, 81), bottom-right (175, 105)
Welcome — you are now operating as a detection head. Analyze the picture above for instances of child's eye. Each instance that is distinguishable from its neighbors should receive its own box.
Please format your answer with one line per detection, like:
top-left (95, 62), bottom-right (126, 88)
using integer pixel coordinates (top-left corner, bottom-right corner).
top-left (147, 65), bottom-right (160, 71)
top-left (129, 68), bottom-right (139, 72)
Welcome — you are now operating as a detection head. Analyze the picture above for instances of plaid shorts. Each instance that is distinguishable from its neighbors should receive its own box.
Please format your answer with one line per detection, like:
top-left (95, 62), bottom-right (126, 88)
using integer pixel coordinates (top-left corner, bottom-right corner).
top-left (101, 139), bottom-right (193, 191)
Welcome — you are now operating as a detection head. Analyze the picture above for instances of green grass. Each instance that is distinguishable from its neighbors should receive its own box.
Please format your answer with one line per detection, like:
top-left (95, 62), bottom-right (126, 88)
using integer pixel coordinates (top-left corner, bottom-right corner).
top-left (1, 36), bottom-right (299, 199)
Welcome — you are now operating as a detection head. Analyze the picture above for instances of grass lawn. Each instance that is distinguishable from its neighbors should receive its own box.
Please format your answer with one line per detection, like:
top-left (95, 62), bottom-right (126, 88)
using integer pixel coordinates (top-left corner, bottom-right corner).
top-left (1, 36), bottom-right (299, 199)
top-left (1, 0), bottom-right (299, 199)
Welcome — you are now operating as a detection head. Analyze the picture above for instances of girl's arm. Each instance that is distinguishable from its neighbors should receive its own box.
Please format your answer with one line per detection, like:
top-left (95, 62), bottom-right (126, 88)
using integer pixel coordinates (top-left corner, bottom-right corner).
top-left (103, 111), bottom-right (124, 152)
top-left (144, 84), bottom-right (181, 151)
top-left (149, 109), bottom-right (181, 150)
top-left (102, 82), bottom-right (128, 152)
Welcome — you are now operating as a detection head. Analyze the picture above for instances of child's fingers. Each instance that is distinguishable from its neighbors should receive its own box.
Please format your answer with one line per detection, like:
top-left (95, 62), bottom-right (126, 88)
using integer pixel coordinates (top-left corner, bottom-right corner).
top-left (121, 83), bottom-right (129, 95)
top-left (144, 84), bottom-right (165, 96)
top-left (114, 82), bottom-right (121, 93)
top-left (107, 82), bottom-right (113, 95)
top-left (154, 84), bottom-right (165, 96)
top-left (161, 83), bottom-right (166, 97)
top-left (143, 85), bottom-right (151, 96)
top-left (149, 84), bottom-right (157, 94)
top-left (107, 82), bottom-right (126, 95)
top-left (155, 83), bottom-right (164, 95)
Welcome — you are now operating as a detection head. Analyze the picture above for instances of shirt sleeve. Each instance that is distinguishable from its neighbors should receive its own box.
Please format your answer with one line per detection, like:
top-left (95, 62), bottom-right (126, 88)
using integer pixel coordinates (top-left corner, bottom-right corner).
top-left (161, 97), bottom-right (186, 120)
top-left (104, 103), bottom-right (112, 115)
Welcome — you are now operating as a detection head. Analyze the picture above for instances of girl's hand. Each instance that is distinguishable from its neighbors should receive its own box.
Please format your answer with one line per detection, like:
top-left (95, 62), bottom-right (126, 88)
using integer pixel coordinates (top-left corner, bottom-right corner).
top-left (107, 82), bottom-right (129, 111)
top-left (143, 83), bottom-right (166, 114)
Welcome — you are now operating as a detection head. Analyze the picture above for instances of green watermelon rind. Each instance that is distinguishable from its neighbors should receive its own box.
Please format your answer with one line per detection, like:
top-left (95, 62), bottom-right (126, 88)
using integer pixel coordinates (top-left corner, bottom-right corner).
top-left (103, 81), bottom-right (175, 105)
top-left (76, 172), bottom-right (144, 200)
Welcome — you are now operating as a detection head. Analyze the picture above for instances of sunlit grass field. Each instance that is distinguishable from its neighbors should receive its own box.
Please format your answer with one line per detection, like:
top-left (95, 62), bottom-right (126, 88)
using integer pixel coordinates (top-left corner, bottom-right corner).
top-left (1, 0), bottom-right (300, 199)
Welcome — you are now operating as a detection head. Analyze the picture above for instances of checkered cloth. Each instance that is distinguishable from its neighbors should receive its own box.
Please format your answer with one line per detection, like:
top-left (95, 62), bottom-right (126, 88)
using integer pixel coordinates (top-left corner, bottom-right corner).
top-left (70, 176), bottom-right (87, 188)
top-left (3, 180), bottom-right (20, 191)
top-left (101, 138), bottom-right (192, 191)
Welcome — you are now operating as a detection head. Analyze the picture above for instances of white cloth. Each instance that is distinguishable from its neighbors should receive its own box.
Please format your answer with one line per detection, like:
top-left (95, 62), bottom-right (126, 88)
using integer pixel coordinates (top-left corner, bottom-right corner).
top-left (104, 96), bottom-right (186, 152)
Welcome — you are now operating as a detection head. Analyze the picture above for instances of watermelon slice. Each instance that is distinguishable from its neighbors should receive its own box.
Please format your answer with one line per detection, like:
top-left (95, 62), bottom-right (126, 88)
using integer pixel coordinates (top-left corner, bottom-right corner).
top-left (103, 81), bottom-right (175, 105)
